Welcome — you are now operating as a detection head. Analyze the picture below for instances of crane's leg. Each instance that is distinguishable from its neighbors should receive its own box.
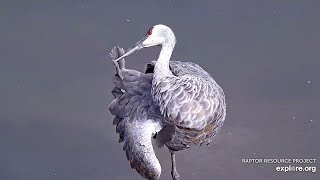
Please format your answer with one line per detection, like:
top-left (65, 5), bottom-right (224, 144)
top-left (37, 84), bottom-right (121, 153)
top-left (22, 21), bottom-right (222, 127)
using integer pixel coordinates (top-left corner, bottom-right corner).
top-left (170, 150), bottom-right (180, 180)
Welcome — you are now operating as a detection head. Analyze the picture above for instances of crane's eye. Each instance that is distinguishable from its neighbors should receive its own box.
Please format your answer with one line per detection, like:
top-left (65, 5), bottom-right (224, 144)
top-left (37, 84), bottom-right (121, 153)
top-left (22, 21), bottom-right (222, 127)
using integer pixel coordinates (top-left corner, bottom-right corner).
top-left (146, 27), bottom-right (153, 36)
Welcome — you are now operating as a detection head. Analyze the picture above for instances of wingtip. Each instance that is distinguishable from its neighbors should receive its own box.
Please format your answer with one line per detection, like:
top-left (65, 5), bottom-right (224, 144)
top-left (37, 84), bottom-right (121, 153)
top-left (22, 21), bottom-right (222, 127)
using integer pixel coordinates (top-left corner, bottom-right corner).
top-left (118, 121), bottom-right (162, 180)
top-left (110, 46), bottom-right (126, 71)
top-left (110, 46), bottom-right (125, 59)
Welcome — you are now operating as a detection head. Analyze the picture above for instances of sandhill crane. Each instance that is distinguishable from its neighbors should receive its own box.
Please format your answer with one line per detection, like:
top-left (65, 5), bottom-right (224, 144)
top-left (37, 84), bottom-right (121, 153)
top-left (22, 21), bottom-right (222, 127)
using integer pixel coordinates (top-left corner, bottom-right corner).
top-left (109, 24), bottom-right (226, 180)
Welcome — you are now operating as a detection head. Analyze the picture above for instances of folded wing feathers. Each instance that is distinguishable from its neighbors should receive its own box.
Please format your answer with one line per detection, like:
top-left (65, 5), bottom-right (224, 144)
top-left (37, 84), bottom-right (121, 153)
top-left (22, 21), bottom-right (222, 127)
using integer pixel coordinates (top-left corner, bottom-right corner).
top-left (109, 47), bottom-right (162, 180)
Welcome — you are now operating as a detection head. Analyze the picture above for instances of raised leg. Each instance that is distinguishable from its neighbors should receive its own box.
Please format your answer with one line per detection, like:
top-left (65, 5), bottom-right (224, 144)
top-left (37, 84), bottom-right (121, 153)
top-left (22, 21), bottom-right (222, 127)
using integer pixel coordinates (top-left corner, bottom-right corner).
top-left (170, 150), bottom-right (180, 180)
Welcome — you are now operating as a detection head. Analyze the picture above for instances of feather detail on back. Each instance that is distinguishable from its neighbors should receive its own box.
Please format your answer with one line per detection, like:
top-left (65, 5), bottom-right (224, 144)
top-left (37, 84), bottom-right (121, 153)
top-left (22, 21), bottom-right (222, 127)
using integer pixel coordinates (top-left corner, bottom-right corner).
top-left (149, 60), bottom-right (226, 150)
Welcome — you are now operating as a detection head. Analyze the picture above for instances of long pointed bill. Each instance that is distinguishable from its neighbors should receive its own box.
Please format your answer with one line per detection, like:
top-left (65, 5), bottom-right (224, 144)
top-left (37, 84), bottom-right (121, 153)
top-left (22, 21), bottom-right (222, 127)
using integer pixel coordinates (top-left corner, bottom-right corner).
top-left (114, 37), bottom-right (146, 61)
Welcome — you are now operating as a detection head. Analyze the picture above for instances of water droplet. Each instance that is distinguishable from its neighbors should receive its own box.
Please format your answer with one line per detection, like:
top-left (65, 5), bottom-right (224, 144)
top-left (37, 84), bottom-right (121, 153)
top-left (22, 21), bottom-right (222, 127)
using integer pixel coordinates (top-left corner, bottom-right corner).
top-left (126, 19), bottom-right (130, 22)
top-left (293, 116), bottom-right (296, 119)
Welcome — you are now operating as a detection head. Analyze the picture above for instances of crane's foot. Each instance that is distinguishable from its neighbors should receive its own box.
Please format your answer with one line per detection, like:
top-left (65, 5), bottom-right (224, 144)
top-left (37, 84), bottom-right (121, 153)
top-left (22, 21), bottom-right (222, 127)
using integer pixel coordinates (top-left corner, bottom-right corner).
top-left (171, 170), bottom-right (180, 180)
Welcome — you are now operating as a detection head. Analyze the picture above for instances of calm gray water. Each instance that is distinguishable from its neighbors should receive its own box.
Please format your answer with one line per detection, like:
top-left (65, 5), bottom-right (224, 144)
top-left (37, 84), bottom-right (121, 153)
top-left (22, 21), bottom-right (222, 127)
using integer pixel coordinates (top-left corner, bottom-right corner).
top-left (0, 1), bottom-right (319, 180)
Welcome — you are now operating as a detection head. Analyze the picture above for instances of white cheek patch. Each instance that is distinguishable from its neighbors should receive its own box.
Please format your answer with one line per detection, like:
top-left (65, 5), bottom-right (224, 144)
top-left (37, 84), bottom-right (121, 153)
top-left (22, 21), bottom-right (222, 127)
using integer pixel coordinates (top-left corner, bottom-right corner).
top-left (143, 37), bottom-right (163, 47)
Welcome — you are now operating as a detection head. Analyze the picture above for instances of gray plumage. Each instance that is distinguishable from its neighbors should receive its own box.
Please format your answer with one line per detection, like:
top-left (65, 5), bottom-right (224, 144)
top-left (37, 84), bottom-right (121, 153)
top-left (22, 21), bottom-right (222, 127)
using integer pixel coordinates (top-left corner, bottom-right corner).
top-left (108, 25), bottom-right (226, 180)
top-left (109, 47), bottom-right (163, 180)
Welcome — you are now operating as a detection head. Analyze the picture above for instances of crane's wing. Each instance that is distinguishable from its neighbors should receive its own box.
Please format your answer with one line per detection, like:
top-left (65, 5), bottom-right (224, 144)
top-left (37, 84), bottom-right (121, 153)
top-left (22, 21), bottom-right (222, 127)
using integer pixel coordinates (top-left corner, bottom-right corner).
top-left (147, 60), bottom-right (226, 149)
top-left (109, 47), bottom-right (163, 180)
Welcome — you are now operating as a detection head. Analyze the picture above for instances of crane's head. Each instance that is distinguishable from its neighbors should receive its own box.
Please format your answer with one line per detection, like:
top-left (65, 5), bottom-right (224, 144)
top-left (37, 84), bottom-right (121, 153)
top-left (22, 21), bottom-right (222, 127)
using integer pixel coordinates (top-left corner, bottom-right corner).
top-left (114, 24), bottom-right (176, 61)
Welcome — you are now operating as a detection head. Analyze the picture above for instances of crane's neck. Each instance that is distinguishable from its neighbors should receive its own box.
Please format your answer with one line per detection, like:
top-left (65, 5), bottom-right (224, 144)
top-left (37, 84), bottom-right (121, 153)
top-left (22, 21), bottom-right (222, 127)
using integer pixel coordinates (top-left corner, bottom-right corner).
top-left (154, 42), bottom-right (175, 80)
